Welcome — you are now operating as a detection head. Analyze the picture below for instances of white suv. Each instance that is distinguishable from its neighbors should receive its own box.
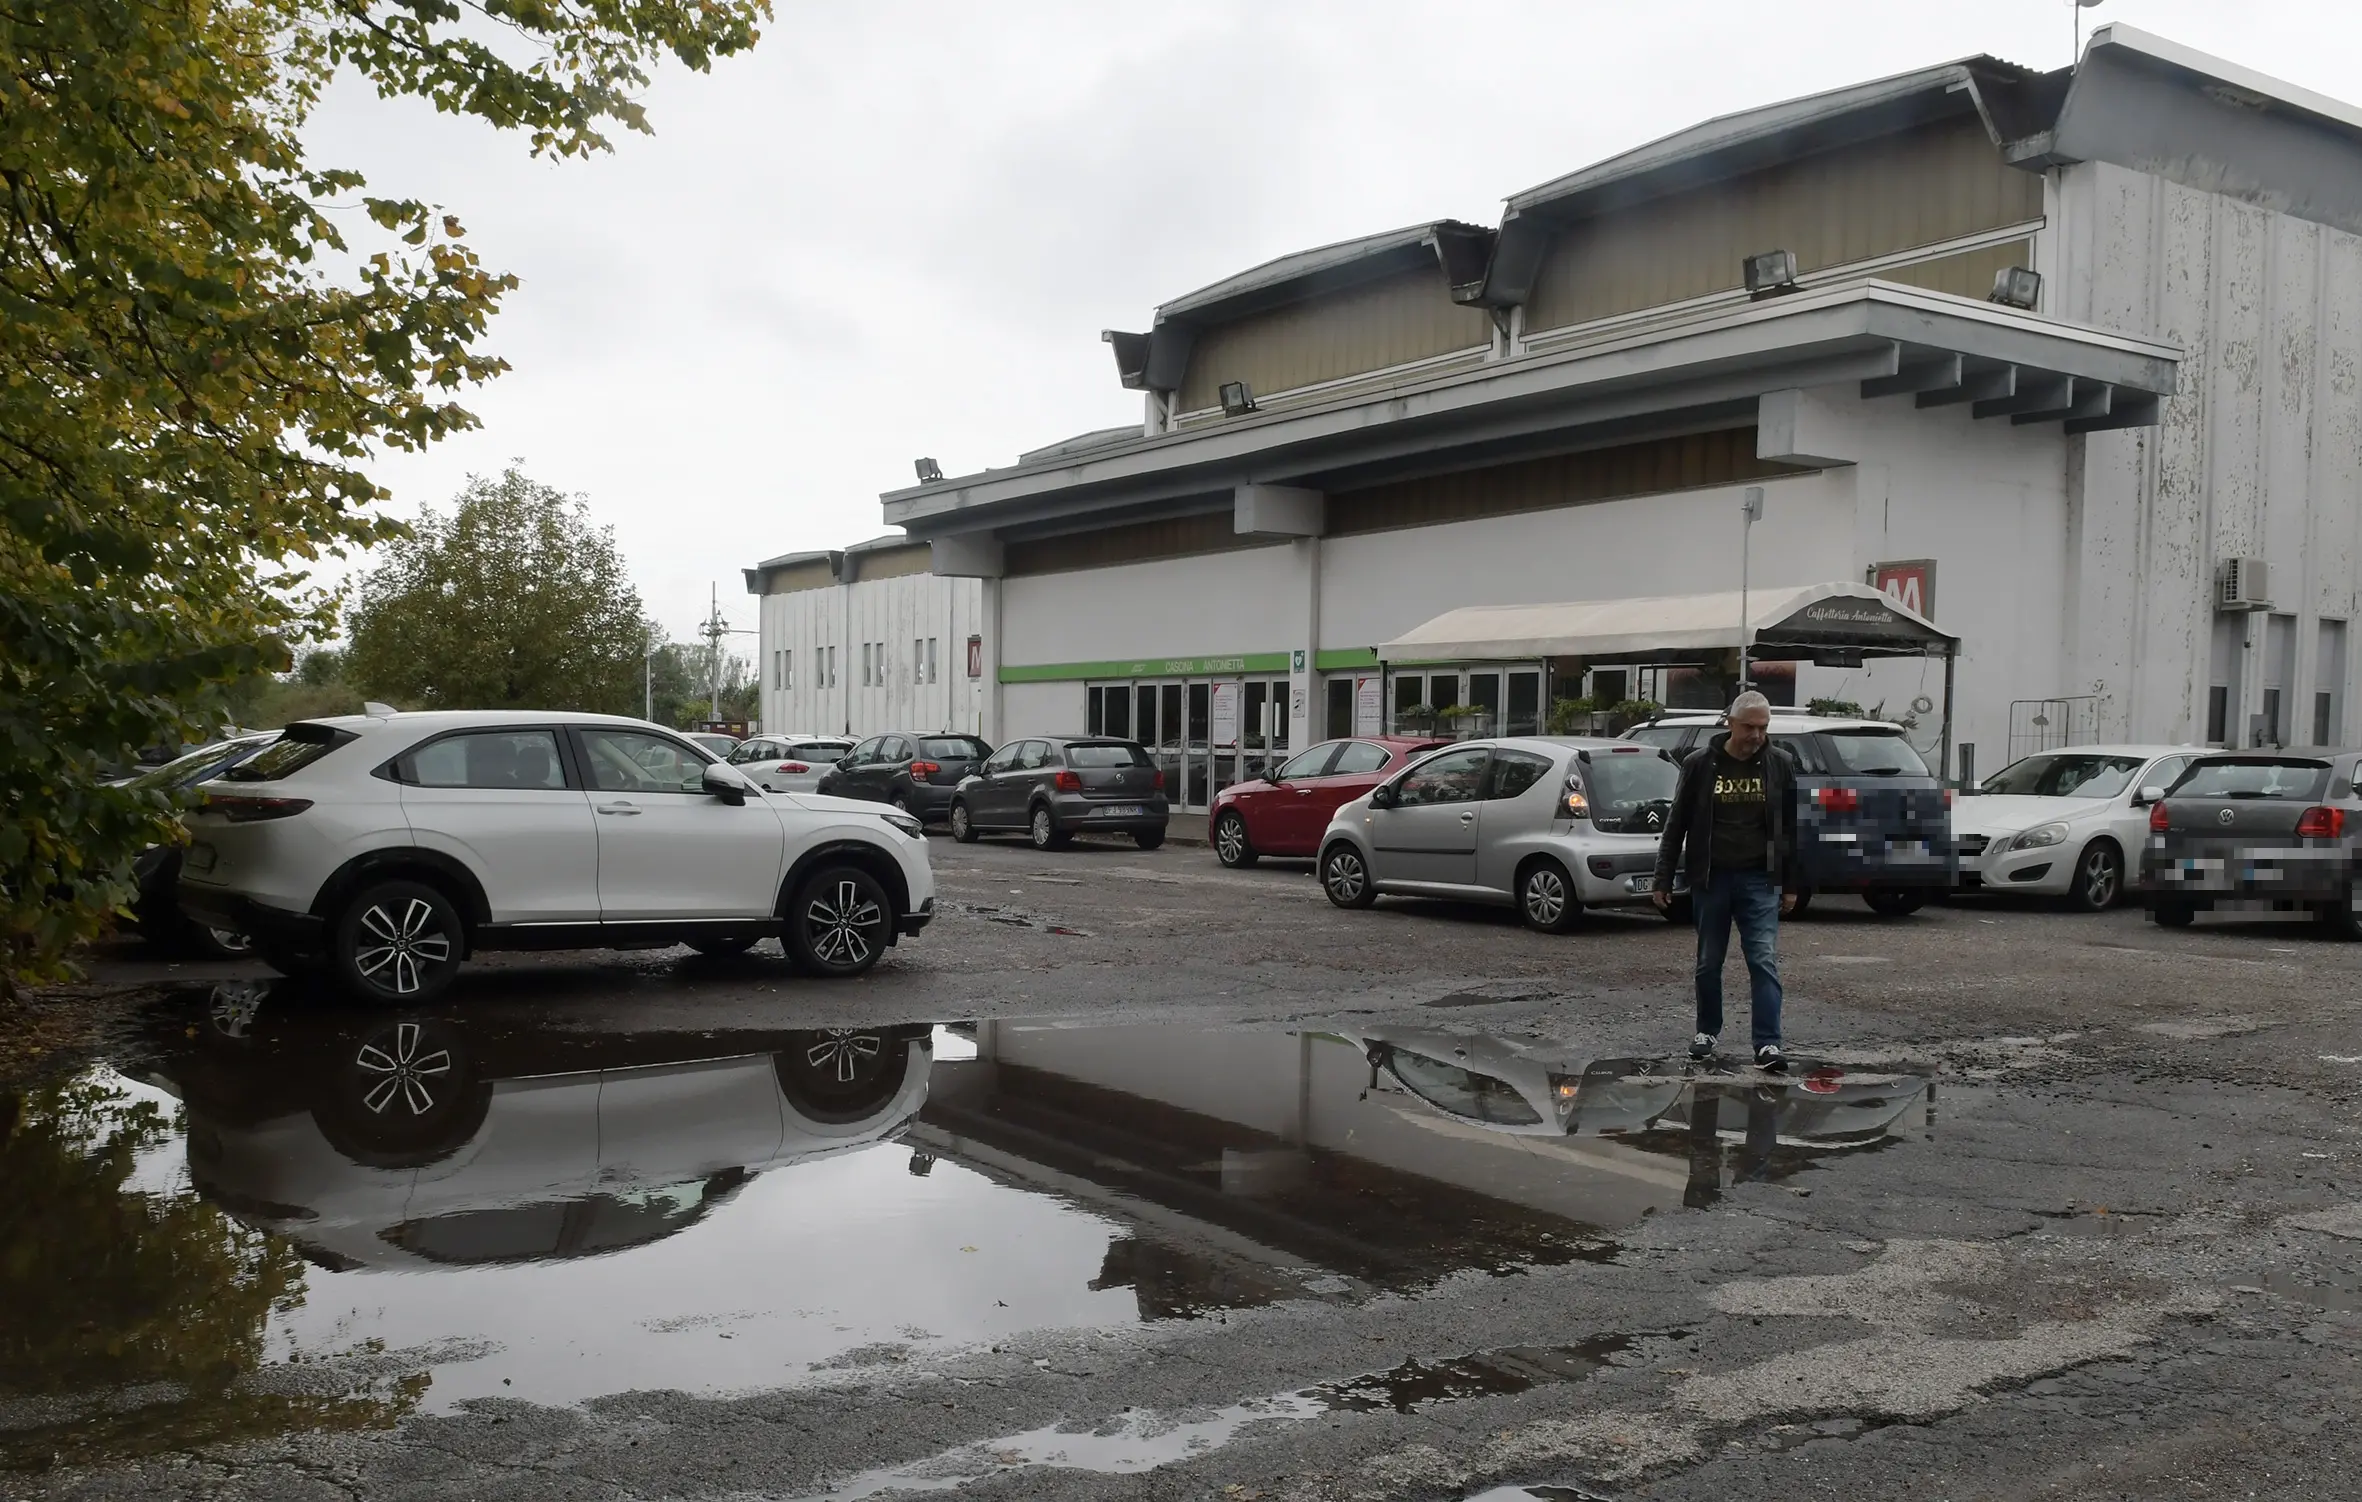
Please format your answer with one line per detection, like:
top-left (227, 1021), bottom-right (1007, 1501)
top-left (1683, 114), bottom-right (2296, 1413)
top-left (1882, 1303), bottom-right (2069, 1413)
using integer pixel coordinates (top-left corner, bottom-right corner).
top-left (176, 710), bottom-right (936, 1002)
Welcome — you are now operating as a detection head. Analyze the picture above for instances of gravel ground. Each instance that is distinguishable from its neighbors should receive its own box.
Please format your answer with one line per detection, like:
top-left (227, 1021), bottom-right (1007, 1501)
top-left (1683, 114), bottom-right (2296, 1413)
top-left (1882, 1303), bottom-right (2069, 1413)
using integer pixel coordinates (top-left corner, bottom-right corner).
top-left (11, 831), bottom-right (2361, 1500)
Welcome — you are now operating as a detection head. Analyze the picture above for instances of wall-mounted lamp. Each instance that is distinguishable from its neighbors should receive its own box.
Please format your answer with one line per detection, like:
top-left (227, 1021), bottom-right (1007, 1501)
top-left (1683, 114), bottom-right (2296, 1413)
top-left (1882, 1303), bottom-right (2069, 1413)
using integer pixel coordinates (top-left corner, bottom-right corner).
top-left (1218, 381), bottom-right (1258, 417)
top-left (913, 457), bottom-right (944, 484)
top-left (1742, 249), bottom-right (1802, 299)
top-left (1988, 266), bottom-right (2043, 310)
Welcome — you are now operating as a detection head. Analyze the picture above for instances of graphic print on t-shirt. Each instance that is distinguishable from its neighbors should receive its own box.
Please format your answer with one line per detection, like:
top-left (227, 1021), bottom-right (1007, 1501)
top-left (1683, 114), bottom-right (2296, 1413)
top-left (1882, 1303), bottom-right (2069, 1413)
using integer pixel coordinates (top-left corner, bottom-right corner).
top-left (1709, 751), bottom-right (1769, 871)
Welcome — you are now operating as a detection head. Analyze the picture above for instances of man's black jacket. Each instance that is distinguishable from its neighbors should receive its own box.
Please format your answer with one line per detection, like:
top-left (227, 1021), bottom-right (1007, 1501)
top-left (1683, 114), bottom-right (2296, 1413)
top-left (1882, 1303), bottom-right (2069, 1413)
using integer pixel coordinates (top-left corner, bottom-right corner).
top-left (1651, 732), bottom-right (1800, 892)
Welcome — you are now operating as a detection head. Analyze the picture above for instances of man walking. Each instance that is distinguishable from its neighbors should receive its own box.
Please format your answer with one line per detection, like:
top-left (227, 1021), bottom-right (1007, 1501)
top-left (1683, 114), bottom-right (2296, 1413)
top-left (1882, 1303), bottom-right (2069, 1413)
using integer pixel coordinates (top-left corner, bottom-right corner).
top-left (1651, 691), bottom-right (1798, 1070)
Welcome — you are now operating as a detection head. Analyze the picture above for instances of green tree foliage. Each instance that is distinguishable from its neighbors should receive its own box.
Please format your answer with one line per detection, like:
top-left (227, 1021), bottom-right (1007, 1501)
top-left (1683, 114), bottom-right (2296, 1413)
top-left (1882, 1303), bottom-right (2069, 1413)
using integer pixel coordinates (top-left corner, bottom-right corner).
top-left (0, 0), bottom-right (764, 989)
top-left (344, 466), bottom-right (652, 714)
top-left (0, 1074), bottom-right (421, 1468)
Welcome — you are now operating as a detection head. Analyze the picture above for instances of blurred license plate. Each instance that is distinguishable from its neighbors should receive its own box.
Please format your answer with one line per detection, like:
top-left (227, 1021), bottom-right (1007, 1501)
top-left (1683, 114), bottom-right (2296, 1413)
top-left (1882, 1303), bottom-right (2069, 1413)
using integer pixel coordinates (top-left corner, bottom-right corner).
top-left (1101, 805), bottom-right (1144, 817)
top-left (1626, 874), bottom-right (1654, 893)
top-left (186, 844), bottom-right (217, 873)
top-left (1888, 839), bottom-right (1930, 857)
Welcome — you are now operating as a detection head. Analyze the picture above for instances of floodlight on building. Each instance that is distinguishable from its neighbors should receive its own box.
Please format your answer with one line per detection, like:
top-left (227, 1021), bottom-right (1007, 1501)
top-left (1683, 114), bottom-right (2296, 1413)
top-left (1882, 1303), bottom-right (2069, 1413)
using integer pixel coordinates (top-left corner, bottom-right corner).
top-left (1988, 266), bottom-right (2044, 311)
top-left (913, 457), bottom-right (944, 484)
top-left (1743, 249), bottom-right (1802, 299)
top-left (1218, 380), bottom-right (1258, 416)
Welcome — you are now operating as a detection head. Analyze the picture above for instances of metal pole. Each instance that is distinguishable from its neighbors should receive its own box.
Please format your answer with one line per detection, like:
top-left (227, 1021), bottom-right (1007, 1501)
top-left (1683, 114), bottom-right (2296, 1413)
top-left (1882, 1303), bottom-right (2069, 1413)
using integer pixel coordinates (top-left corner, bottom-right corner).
top-left (1940, 645), bottom-right (1957, 786)
top-left (644, 651), bottom-right (652, 721)
top-left (1739, 487), bottom-right (1765, 691)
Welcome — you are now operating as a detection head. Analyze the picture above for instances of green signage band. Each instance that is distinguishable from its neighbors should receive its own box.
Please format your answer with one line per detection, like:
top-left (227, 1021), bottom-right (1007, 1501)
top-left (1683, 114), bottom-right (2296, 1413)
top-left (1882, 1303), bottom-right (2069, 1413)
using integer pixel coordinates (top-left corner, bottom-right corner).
top-left (999, 652), bottom-right (1294, 684)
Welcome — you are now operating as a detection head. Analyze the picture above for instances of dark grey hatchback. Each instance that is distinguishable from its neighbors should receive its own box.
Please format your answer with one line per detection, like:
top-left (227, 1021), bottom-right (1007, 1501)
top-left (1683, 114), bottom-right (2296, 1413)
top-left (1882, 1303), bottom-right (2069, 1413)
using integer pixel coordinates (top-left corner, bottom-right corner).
top-left (949, 736), bottom-right (1170, 850)
top-left (2138, 750), bottom-right (2362, 935)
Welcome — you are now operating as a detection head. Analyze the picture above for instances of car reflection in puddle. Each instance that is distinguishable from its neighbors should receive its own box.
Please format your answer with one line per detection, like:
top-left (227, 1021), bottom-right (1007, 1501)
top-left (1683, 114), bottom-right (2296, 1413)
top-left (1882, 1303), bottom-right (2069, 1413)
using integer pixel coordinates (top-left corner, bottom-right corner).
top-left (52, 988), bottom-right (1928, 1435)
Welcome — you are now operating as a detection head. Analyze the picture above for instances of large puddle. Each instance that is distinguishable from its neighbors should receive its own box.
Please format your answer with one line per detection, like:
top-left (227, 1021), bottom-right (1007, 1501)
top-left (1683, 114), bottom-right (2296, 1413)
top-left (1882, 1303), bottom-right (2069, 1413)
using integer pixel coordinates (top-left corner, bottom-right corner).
top-left (3, 985), bottom-right (1931, 1467)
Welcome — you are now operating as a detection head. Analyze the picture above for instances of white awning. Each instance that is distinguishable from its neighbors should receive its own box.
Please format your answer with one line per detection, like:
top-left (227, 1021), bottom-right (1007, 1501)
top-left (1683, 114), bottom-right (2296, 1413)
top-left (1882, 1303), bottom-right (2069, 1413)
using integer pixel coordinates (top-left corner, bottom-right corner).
top-left (1374, 581), bottom-right (1954, 663)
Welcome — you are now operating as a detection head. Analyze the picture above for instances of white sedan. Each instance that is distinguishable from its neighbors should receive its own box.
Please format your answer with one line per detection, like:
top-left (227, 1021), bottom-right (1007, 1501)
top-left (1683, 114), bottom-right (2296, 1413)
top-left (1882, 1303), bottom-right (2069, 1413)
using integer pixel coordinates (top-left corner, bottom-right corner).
top-left (727, 735), bottom-right (855, 794)
top-left (1955, 744), bottom-right (2206, 910)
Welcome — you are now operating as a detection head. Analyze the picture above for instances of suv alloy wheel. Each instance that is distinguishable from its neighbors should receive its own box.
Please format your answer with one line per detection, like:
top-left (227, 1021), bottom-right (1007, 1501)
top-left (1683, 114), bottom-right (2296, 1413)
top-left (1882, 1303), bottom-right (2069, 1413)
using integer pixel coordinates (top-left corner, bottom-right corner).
top-left (2071, 841), bottom-right (2124, 913)
top-left (333, 879), bottom-right (464, 1004)
top-left (787, 865), bottom-right (892, 976)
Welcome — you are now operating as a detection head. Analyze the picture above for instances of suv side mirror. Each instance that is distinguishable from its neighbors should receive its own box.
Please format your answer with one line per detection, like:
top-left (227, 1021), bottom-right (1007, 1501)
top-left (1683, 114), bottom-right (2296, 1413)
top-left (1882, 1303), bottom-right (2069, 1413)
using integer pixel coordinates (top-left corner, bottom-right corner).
top-left (702, 763), bottom-right (750, 806)
top-left (2134, 785), bottom-right (2166, 806)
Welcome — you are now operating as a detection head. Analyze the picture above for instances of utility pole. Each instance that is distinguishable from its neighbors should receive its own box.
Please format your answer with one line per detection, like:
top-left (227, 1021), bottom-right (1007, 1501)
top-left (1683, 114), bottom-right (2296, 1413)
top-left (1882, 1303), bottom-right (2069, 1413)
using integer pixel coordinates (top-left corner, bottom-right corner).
top-left (1738, 486), bottom-right (1764, 691)
top-left (698, 582), bottom-right (760, 730)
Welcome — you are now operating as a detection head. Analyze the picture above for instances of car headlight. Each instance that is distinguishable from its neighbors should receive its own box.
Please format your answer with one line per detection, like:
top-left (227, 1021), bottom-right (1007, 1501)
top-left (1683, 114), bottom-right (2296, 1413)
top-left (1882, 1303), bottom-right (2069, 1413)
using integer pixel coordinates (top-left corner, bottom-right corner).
top-left (2006, 822), bottom-right (2069, 852)
top-left (881, 811), bottom-right (923, 839)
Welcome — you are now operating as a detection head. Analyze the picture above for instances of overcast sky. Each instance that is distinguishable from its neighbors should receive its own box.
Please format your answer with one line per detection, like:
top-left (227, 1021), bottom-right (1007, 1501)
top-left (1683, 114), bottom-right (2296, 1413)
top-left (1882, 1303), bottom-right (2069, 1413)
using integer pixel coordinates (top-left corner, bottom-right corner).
top-left (306, 0), bottom-right (2362, 645)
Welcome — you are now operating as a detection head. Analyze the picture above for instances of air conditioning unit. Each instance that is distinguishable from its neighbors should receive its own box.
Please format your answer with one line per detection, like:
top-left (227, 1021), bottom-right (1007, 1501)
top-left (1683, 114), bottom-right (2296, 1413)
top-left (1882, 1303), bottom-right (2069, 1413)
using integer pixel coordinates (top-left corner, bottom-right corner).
top-left (2216, 557), bottom-right (2271, 611)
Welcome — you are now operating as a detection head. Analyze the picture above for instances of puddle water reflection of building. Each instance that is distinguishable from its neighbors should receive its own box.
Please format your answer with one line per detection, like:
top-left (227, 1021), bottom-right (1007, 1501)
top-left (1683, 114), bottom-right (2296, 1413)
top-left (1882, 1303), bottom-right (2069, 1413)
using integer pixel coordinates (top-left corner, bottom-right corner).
top-left (12, 986), bottom-right (1932, 1458)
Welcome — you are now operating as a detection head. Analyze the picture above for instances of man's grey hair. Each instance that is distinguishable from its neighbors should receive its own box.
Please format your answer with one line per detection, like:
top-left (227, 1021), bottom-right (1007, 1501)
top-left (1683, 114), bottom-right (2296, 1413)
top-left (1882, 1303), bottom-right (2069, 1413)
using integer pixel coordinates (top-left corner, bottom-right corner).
top-left (1726, 689), bottom-right (1773, 720)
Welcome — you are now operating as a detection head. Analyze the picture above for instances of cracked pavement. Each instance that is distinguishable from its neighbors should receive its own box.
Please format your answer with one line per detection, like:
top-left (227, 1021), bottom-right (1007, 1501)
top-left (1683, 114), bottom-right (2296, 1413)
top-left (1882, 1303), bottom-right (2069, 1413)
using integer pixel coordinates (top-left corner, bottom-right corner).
top-left (12, 834), bottom-right (2362, 1500)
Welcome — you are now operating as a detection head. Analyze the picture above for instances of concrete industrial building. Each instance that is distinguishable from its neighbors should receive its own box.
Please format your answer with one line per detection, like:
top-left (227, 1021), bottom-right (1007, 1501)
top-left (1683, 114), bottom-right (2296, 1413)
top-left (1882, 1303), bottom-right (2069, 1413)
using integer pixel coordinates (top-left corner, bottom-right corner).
top-left (753, 25), bottom-right (2362, 810)
top-left (742, 536), bottom-right (986, 737)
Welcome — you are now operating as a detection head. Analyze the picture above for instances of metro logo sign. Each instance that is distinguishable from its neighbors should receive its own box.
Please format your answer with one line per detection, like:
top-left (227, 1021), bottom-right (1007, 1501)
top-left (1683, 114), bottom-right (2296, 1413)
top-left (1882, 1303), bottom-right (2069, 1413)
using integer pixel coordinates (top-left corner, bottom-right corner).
top-left (1869, 559), bottom-right (1937, 620)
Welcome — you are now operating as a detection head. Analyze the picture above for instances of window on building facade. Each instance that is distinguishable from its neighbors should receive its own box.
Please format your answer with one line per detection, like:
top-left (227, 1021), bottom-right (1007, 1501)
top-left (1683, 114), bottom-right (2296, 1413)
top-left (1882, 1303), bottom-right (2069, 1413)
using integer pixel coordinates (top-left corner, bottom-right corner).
top-left (927, 637), bottom-right (938, 683)
top-left (783, 650), bottom-right (793, 691)
top-left (826, 645), bottom-right (836, 688)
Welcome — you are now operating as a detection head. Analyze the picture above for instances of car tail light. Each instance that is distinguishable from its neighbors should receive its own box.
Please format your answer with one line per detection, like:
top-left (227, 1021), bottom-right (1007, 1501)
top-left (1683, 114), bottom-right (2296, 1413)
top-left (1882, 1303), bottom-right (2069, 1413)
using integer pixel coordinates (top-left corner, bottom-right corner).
top-left (1053, 769), bottom-right (1082, 792)
top-left (1812, 787), bottom-right (1860, 814)
top-left (778, 762), bottom-right (808, 774)
top-left (203, 794), bottom-right (313, 822)
top-left (1943, 788), bottom-right (1955, 808)
top-left (1152, 769), bottom-right (1165, 791)
top-left (2148, 801), bottom-right (2171, 833)
top-left (1562, 788), bottom-right (1590, 820)
top-left (2297, 805), bottom-right (2345, 839)
top-left (909, 760), bottom-right (941, 777)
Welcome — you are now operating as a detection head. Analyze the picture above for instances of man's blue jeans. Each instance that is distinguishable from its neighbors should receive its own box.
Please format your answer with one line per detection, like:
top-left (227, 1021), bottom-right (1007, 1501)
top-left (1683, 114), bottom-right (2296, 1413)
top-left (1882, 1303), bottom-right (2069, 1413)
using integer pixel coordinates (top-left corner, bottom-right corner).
top-left (1693, 867), bottom-right (1783, 1048)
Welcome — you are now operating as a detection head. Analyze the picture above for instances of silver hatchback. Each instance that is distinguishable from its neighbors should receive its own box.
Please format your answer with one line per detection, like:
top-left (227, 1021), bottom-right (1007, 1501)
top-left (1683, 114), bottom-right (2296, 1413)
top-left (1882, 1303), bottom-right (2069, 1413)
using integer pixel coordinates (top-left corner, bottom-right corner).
top-left (1316, 736), bottom-right (1680, 931)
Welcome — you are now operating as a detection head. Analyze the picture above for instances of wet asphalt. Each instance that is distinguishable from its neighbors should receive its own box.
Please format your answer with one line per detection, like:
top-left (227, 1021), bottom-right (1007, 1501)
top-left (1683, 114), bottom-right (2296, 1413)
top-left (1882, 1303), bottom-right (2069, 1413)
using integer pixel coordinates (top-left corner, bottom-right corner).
top-left (9, 831), bottom-right (2362, 1500)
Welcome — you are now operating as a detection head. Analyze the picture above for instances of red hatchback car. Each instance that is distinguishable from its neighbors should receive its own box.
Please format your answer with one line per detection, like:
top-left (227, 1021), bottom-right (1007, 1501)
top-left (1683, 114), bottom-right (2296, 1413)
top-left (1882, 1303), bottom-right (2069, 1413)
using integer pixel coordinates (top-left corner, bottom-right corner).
top-left (1209, 736), bottom-right (1452, 867)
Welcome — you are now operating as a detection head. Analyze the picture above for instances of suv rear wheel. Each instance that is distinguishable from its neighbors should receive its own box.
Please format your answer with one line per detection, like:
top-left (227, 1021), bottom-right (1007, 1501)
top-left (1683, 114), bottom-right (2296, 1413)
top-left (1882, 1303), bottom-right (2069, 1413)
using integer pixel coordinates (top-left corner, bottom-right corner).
top-left (332, 879), bottom-right (464, 1004)
top-left (786, 864), bottom-right (892, 976)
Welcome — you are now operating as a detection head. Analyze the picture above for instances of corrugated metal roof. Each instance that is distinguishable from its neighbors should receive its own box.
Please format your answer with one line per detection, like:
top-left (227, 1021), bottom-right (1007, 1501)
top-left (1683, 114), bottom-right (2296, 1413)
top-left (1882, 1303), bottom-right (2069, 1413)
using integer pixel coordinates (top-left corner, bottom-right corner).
top-left (1155, 221), bottom-right (1485, 324)
top-left (1505, 56), bottom-right (2040, 221)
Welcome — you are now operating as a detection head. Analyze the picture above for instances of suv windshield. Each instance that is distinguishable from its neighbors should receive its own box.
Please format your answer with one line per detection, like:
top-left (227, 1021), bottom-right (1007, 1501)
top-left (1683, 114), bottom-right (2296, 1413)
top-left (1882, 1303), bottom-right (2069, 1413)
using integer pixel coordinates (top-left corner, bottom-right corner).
top-left (1818, 729), bottom-right (1929, 778)
top-left (1065, 742), bottom-right (1148, 768)
top-left (1980, 753), bottom-right (2146, 799)
top-left (2170, 759), bottom-right (2331, 800)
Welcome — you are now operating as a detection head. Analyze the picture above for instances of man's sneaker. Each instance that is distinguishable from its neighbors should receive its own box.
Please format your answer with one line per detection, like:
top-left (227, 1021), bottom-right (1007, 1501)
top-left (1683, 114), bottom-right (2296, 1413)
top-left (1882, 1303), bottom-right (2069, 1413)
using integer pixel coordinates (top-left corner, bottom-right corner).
top-left (1689, 1033), bottom-right (1717, 1061)
top-left (1756, 1044), bottom-right (1786, 1073)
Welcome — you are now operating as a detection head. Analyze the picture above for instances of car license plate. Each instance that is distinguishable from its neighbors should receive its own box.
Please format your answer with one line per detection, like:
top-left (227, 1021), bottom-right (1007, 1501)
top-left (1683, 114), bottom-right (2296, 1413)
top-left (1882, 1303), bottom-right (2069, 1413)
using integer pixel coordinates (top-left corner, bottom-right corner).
top-left (1626, 874), bottom-right (1654, 893)
top-left (1101, 804), bottom-right (1144, 817)
top-left (186, 843), bottom-right (217, 874)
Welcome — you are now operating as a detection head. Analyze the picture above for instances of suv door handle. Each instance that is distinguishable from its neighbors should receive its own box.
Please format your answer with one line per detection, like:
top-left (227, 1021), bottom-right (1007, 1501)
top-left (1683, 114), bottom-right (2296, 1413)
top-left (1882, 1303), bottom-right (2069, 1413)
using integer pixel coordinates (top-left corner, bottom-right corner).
top-left (596, 802), bottom-right (641, 816)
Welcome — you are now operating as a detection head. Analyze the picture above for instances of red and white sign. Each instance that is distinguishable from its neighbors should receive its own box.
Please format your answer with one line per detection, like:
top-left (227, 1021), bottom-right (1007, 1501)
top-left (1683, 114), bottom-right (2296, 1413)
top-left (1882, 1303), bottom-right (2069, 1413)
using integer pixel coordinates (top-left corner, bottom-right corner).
top-left (966, 634), bottom-right (984, 680)
top-left (1869, 559), bottom-right (1937, 619)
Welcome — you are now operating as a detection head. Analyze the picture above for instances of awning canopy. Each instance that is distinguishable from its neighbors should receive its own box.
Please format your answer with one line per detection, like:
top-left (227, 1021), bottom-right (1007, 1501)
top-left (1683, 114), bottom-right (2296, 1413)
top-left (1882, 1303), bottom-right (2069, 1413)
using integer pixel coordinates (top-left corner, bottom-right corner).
top-left (1374, 582), bottom-right (1956, 665)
